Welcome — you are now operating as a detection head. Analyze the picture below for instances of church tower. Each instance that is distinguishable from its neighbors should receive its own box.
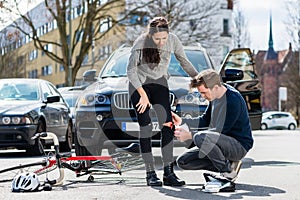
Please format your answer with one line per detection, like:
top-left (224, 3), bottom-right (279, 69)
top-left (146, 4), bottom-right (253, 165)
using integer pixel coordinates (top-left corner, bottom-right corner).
top-left (260, 13), bottom-right (281, 111)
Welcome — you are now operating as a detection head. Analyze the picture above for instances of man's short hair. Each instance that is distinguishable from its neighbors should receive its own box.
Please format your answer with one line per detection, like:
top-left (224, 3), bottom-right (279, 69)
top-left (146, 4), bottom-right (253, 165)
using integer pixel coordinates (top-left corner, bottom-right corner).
top-left (190, 69), bottom-right (222, 89)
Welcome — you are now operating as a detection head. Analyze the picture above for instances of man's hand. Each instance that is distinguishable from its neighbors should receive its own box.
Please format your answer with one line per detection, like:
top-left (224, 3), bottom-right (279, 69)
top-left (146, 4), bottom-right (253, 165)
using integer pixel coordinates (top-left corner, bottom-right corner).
top-left (174, 126), bottom-right (192, 142)
top-left (171, 111), bottom-right (182, 126)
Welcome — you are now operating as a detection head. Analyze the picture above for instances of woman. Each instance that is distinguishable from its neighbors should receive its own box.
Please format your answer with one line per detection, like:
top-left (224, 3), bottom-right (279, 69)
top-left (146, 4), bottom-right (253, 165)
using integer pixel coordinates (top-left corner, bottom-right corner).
top-left (127, 16), bottom-right (198, 186)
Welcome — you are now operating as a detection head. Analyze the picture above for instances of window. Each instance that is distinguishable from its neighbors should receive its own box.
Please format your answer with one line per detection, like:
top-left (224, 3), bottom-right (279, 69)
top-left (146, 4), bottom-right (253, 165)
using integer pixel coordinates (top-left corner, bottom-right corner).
top-left (100, 17), bottom-right (112, 33)
top-left (129, 14), bottom-right (149, 26)
top-left (82, 54), bottom-right (89, 65)
top-left (59, 64), bottom-right (65, 72)
top-left (41, 65), bottom-right (53, 76)
top-left (29, 50), bottom-right (38, 61)
top-left (99, 44), bottom-right (112, 60)
top-left (42, 44), bottom-right (52, 56)
top-left (221, 19), bottom-right (231, 37)
top-left (75, 30), bottom-right (83, 42)
top-left (17, 56), bottom-right (24, 66)
top-left (28, 69), bottom-right (38, 78)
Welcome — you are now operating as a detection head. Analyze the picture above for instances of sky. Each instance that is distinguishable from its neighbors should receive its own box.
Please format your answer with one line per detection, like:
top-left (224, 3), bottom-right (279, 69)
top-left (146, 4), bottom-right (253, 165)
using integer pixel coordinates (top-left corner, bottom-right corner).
top-left (239, 0), bottom-right (290, 51)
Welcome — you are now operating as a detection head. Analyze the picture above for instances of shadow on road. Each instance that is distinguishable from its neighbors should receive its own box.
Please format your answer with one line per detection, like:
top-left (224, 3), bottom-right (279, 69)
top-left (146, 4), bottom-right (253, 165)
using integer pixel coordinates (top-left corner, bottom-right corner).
top-left (241, 157), bottom-right (300, 169)
top-left (151, 183), bottom-right (285, 200)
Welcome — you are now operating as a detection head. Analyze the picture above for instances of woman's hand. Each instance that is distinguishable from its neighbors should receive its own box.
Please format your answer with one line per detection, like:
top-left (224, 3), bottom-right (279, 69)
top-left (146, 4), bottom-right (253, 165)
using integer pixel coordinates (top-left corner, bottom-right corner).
top-left (136, 95), bottom-right (151, 114)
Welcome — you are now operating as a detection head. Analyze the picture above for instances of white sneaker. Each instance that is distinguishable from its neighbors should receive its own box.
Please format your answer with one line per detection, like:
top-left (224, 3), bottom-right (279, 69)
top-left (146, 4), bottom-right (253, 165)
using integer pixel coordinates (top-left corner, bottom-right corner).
top-left (222, 160), bottom-right (242, 182)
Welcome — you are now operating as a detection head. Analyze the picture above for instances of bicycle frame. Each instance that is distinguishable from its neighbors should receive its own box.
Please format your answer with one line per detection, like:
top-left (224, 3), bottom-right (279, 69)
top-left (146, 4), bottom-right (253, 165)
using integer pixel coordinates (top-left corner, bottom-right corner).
top-left (0, 132), bottom-right (144, 185)
top-left (32, 132), bottom-right (142, 185)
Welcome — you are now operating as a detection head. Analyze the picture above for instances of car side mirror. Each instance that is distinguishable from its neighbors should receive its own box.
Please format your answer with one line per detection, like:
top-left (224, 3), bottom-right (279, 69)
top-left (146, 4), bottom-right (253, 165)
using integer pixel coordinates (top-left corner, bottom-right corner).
top-left (46, 95), bottom-right (60, 103)
top-left (222, 69), bottom-right (244, 82)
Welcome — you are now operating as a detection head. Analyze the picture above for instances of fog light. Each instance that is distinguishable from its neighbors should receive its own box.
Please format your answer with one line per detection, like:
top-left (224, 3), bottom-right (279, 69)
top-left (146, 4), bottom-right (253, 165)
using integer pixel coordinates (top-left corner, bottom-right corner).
top-left (16, 135), bottom-right (22, 140)
top-left (96, 114), bottom-right (103, 121)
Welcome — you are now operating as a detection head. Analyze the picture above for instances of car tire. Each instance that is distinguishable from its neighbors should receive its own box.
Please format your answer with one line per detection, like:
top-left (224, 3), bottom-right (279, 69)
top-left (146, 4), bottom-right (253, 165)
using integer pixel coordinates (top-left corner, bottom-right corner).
top-left (261, 123), bottom-right (268, 130)
top-left (74, 129), bottom-right (90, 155)
top-left (59, 122), bottom-right (73, 152)
top-left (26, 120), bottom-right (45, 156)
top-left (288, 123), bottom-right (296, 130)
top-left (74, 129), bottom-right (104, 156)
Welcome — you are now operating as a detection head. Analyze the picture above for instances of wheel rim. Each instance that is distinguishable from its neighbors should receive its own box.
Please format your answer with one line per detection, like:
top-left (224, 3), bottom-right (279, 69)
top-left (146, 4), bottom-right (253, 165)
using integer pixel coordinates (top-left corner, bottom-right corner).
top-left (289, 124), bottom-right (296, 130)
top-left (261, 124), bottom-right (267, 130)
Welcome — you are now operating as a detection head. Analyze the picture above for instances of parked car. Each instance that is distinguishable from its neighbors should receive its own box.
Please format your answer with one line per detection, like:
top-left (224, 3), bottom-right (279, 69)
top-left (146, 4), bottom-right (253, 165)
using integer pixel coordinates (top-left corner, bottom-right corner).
top-left (74, 45), bottom-right (262, 155)
top-left (219, 48), bottom-right (262, 130)
top-left (58, 86), bottom-right (84, 134)
top-left (261, 111), bottom-right (297, 130)
top-left (0, 78), bottom-right (73, 155)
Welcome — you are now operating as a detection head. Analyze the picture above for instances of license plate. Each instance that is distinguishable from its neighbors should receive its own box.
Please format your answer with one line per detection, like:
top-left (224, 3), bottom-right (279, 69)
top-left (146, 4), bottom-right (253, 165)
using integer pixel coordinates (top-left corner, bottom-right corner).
top-left (121, 122), bottom-right (160, 131)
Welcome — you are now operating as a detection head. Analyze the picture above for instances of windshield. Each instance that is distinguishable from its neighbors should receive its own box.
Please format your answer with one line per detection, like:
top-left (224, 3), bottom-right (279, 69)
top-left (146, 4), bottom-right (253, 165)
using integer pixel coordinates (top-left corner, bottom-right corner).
top-left (0, 81), bottom-right (39, 101)
top-left (100, 49), bottom-right (211, 78)
top-left (63, 94), bottom-right (79, 107)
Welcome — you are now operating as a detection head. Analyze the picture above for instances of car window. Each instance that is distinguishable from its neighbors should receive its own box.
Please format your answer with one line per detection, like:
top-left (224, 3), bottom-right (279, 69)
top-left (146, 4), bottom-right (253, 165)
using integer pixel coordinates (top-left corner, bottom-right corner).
top-left (0, 82), bottom-right (39, 100)
top-left (47, 83), bottom-right (65, 103)
top-left (63, 94), bottom-right (79, 107)
top-left (222, 49), bottom-right (256, 81)
top-left (170, 50), bottom-right (210, 76)
top-left (100, 48), bottom-right (210, 78)
top-left (41, 82), bottom-right (53, 100)
top-left (101, 52), bottom-right (129, 78)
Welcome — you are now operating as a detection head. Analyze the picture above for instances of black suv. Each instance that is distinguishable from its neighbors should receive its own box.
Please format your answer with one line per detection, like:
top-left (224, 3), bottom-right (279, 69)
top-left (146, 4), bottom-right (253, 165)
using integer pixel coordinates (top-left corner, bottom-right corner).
top-left (74, 45), bottom-right (261, 155)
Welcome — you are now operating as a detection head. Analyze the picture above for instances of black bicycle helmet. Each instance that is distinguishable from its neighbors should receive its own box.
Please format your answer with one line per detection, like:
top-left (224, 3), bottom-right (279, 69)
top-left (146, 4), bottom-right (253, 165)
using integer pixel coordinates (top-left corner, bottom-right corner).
top-left (11, 172), bottom-right (40, 192)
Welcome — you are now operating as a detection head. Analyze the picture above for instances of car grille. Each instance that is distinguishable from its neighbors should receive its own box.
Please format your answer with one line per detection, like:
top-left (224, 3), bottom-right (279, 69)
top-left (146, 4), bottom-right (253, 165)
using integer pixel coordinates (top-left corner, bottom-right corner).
top-left (113, 92), bottom-right (175, 109)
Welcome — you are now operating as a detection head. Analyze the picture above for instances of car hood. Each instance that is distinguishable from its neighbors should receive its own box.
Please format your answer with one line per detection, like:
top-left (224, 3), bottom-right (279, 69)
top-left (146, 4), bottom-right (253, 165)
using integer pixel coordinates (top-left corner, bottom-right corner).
top-left (0, 100), bottom-right (41, 115)
top-left (87, 76), bottom-right (191, 97)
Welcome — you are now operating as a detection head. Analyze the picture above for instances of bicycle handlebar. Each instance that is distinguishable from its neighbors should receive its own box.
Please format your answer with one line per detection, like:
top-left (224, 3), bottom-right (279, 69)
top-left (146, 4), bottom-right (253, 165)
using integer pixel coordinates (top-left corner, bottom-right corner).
top-left (31, 132), bottom-right (64, 186)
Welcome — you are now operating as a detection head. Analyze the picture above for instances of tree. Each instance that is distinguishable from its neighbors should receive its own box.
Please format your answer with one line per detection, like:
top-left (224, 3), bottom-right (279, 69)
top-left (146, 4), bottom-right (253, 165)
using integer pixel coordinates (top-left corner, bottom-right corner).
top-left (284, 0), bottom-right (300, 124)
top-left (0, 0), bottom-right (154, 86)
top-left (232, 7), bottom-right (250, 48)
top-left (285, 0), bottom-right (300, 49)
top-left (126, 0), bottom-right (221, 49)
top-left (280, 52), bottom-right (300, 125)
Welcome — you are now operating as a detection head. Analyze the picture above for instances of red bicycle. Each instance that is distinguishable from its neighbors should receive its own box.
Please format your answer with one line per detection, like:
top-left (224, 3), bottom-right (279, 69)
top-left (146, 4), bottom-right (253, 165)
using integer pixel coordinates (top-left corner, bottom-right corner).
top-left (0, 132), bottom-right (144, 186)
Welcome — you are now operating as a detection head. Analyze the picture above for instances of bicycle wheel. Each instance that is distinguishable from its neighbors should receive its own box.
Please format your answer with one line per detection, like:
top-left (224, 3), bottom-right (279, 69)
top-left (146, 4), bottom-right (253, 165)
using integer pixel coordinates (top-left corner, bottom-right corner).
top-left (0, 159), bottom-right (57, 183)
top-left (0, 161), bottom-right (44, 182)
top-left (111, 152), bottom-right (144, 172)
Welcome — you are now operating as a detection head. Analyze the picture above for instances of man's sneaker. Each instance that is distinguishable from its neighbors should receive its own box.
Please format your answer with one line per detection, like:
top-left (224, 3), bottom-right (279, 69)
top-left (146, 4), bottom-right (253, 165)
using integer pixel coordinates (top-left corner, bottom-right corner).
top-left (221, 160), bottom-right (242, 182)
top-left (202, 173), bottom-right (235, 193)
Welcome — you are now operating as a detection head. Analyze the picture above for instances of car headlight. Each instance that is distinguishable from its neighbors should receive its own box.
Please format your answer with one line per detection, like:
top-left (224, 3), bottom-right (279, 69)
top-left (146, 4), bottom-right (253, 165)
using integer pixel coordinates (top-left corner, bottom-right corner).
top-left (78, 94), bottom-right (108, 106)
top-left (177, 92), bottom-right (209, 106)
top-left (1, 116), bottom-right (33, 125)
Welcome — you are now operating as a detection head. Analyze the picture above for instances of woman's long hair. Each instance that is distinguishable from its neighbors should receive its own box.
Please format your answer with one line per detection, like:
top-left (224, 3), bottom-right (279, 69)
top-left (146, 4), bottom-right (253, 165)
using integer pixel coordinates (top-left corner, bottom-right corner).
top-left (142, 17), bottom-right (169, 69)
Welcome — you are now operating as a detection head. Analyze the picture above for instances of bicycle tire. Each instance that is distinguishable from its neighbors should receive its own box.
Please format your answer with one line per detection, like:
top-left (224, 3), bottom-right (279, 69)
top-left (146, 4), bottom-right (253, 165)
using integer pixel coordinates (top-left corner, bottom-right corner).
top-left (74, 153), bottom-right (144, 176)
top-left (0, 160), bottom-right (56, 183)
top-left (111, 152), bottom-right (144, 172)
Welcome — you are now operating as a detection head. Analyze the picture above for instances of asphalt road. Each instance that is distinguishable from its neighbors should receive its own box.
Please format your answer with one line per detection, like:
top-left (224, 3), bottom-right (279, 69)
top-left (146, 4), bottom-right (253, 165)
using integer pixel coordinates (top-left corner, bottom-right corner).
top-left (0, 130), bottom-right (300, 200)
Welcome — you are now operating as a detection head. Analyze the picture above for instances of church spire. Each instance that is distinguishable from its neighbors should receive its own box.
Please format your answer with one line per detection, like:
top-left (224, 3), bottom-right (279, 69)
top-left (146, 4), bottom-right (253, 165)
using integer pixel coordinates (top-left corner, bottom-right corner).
top-left (265, 12), bottom-right (278, 60)
top-left (268, 13), bottom-right (274, 48)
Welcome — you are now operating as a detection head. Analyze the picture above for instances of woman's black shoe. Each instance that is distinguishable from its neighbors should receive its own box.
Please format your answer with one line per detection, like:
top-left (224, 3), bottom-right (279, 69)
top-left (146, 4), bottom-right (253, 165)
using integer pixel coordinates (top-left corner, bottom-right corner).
top-left (146, 171), bottom-right (162, 186)
top-left (163, 163), bottom-right (185, 186)
top-left (163, 173), bottom-right (185, 186)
